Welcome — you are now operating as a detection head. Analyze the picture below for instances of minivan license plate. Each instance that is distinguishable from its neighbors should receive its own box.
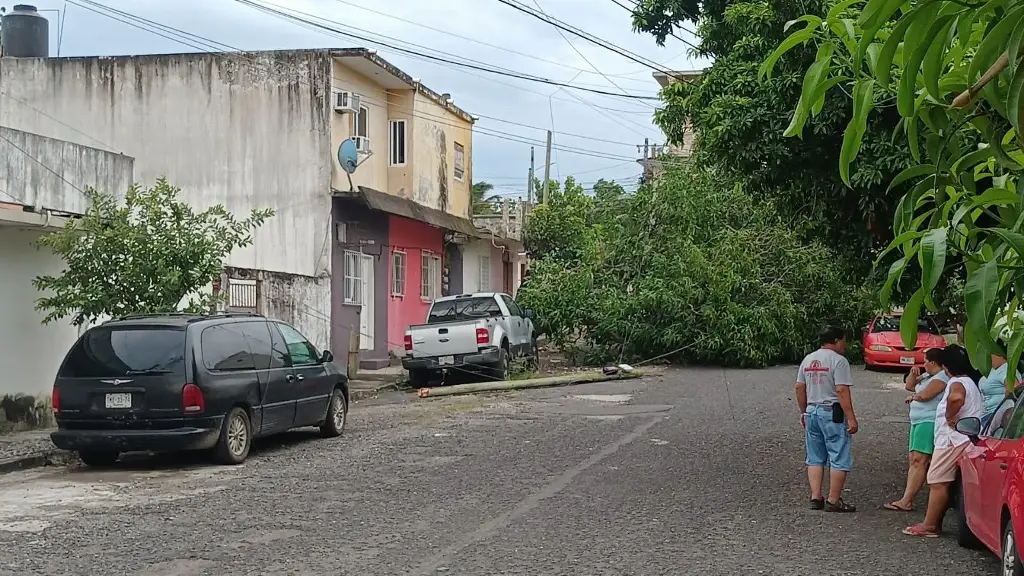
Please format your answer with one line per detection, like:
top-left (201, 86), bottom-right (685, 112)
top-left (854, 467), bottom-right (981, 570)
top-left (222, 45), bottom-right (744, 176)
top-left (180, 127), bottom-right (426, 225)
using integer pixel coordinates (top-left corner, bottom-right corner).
top-left (439, 356), bottom-right (454, 366)
top-left (900, 356), bottom-right (915, 365)
top-left (105, 393), bottom-right (131, 409)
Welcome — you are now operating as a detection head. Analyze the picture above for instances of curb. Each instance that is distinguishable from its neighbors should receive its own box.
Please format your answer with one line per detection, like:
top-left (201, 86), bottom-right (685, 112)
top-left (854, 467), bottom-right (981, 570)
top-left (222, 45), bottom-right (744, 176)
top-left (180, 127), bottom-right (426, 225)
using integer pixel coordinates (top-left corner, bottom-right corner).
top-left (0, 449), bottom-right (75, 476)
top-left (351, 382), bottom-right (401, 401)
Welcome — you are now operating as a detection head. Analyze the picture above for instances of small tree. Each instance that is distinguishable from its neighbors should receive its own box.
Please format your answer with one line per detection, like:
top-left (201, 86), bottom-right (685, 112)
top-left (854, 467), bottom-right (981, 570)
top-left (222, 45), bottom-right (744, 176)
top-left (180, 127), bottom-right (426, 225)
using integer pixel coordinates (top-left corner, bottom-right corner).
top-left (34, 178), bottom-right (273, 325)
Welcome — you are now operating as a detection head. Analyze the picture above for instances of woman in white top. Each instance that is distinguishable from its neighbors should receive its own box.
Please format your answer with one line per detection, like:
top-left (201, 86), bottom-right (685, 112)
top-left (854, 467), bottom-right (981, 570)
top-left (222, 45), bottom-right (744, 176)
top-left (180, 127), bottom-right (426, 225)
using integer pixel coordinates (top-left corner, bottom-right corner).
top-left (903, 344), bottom-right (984, 538)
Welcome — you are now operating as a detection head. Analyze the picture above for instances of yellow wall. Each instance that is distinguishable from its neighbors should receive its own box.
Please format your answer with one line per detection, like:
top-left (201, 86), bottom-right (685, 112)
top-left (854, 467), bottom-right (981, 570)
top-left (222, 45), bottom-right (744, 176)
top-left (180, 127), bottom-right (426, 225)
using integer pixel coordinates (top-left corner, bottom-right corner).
top-left (330, 57), bottom-right (473, 220)
top-left (411, 93), bottom-right (472, 219)
top-left (330, 60), bottom-right (389, 194)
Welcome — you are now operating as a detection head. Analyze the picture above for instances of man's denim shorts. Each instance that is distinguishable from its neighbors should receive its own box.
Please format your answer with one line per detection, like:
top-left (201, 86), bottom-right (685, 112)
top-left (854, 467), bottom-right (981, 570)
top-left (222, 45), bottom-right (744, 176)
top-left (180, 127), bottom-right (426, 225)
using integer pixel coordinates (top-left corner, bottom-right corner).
top-left (804, 404), bottom-right (853, 472)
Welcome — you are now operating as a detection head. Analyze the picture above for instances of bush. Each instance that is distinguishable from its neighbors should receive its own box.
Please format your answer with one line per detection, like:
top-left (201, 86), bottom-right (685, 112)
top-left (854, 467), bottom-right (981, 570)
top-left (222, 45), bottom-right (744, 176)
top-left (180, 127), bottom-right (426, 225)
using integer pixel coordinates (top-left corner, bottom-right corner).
top-left (517, 166), bottom-right (874, 368)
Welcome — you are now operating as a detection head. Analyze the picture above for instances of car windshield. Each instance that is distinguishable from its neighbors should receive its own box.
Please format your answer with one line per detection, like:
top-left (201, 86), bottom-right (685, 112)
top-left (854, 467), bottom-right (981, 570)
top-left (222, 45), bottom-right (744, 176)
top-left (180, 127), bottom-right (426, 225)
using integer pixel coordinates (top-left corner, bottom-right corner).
top-left (59, 327), bottom-right (186, 377)
top-left (427, 297), bottom-right (502, 323)
top-left (872, 316), bottom-right (939, 334)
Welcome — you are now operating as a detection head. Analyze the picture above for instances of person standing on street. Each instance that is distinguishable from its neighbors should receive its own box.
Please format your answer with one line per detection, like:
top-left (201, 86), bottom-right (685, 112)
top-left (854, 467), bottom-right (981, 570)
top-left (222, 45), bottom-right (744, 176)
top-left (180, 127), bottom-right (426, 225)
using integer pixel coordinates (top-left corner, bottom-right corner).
top-left (902, 344), bottom-right (984, 538)
top-left (796, 326), bottom-right (859, 513)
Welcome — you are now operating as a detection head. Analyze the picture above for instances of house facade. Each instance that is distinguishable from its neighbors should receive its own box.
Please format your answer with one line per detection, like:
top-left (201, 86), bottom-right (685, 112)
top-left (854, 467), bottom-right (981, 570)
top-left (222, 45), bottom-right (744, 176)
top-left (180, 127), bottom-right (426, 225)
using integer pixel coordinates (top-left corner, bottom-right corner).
top-left (465, 199), bottom-right (527, 297)
top-left (328, 49), bottom-right (477, 367)
top-left (0, 126), bottom-right (135, 429)
top-left (641, 70), bottom-right (703, 180)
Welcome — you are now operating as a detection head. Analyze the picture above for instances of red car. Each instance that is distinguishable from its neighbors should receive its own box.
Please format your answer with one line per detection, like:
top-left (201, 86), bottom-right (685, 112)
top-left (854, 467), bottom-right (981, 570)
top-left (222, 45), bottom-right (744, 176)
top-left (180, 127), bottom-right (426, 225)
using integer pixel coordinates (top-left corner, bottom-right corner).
top-left (955, 399), bottom-right (1024, 574)
top-left (862, 314), bottom-right (947, 369)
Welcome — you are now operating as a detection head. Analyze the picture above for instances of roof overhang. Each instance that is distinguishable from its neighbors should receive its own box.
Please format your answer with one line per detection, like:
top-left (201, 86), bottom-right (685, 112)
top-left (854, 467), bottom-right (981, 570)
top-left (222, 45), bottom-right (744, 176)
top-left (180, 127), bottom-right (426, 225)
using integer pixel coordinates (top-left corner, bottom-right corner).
top-left (653, 69), bottom-right (704, 88)
top-left (0, 203), bottom-right (70, 229)
top-left (330, 48), bottom-right (476, 124)
top-left (333, 186), bottom-right (481, 238)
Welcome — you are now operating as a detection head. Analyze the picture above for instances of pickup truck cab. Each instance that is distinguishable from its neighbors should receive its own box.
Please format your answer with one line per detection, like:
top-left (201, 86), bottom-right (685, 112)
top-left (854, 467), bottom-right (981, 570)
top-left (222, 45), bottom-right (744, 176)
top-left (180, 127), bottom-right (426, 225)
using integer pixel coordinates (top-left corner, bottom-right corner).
top-left (402, 292), bottom-right (537, 387)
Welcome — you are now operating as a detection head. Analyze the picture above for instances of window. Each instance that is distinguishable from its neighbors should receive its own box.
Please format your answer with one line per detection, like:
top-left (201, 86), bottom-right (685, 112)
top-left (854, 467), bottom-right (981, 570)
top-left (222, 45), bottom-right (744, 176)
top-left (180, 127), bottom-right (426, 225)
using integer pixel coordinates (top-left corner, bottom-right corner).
top-left (392, 250), bottom-right (407, 296)
top-left (454, 142), bottom-right (465, 181)
top-left (427, 296), bottom-right (503, 324)
top-left (389, 119), bottom-right (407, 166)
top-left (501, 295), bottom-right (523, 317)
top-left (237, 321), bottom-right (287, 369)
top-left (60, 327), bottom-right (186, 377)
top-left (987, 397), bottom-right (1018, 438)
top-left (478, 255), bottom-right (491, 291)
top-left (201, 325), bottom-right (256, 372)
top-left (356, 105), bottom-right (369, 138)
top-left (420, 251), bottom-right (441, 301)
top-left (275, 322), bottom-right (321, 367)
top-left (344, 251), bottom-right (363, 305)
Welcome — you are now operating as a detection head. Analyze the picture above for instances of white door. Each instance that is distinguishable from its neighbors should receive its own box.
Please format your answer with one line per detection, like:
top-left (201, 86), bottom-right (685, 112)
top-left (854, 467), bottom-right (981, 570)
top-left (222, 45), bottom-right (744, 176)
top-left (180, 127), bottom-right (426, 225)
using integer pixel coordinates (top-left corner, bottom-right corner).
top-left (360, 254), bottom-right (374, 350)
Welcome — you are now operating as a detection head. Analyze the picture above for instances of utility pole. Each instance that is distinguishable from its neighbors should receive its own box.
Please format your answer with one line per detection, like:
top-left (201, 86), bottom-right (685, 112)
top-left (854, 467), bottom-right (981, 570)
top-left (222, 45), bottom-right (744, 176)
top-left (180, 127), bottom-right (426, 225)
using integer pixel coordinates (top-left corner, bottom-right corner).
top-left (542, 130), bottom-right (552, 204)
top-left (527, 147), bottom-right (535, 204)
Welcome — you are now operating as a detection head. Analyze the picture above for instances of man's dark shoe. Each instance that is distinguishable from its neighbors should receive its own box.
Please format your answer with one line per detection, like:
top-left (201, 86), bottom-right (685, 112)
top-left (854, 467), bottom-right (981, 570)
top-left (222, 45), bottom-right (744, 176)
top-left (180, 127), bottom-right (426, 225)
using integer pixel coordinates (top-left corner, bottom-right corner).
top-left (810, 498), bottom-right (825, 510)
top-left (825, 499), bottom-right (856, 513)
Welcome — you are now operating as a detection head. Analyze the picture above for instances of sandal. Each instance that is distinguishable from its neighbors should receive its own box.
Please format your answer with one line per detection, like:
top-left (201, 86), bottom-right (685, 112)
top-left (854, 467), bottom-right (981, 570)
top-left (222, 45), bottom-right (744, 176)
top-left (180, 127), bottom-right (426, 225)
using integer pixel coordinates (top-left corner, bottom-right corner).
top-left (883, 501), bottom-right (913, 512)
top-left (825, 499), bottom-right (857, 513)
top-left (810, 498), bottom-right (824, 510)
top-left (902, 523), bottom-right (939, 538)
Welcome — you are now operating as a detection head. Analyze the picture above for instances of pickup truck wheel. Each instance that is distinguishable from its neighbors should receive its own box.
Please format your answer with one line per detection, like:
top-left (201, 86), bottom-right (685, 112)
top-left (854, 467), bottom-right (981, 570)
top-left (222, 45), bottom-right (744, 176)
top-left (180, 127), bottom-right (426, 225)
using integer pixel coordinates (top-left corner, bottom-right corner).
top-left (409, 368), bottom-right (431, 388)
top-left (491, 347), bottom-right (510, 381)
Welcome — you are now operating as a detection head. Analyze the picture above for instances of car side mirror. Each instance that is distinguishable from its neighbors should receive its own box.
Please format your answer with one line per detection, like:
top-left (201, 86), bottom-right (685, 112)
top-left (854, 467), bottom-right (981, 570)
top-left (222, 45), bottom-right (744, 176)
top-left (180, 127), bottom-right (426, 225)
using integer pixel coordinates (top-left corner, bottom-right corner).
top-left (955, 416), bottom-right (982, 443)
top-left (321, 350), bottom-right (334, 363)
top-left (524, 308), bottom-right (536, 320)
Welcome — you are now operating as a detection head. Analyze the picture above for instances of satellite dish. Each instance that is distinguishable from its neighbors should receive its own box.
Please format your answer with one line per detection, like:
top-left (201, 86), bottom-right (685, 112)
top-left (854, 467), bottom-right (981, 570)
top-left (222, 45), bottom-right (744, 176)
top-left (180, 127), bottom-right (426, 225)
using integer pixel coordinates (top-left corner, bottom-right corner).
top-left (338, 139), bottom-right (359, 174)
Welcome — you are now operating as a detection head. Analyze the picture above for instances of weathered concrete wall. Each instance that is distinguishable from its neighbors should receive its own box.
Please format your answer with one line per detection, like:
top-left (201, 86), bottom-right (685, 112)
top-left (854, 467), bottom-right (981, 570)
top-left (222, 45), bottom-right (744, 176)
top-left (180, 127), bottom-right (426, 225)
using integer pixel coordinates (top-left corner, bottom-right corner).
top-left (412, 93), bottom-right (472, 219)
top-left (0, 225), bottom-right (80, 431)
top-left (0, 50), bottom-right (334, 278)
top-left (330, 59), bottom-right (390, 195)
top-left (0, 126), bottom-right (135, 214)
top-left (385, 89), bottom-right (415, 199)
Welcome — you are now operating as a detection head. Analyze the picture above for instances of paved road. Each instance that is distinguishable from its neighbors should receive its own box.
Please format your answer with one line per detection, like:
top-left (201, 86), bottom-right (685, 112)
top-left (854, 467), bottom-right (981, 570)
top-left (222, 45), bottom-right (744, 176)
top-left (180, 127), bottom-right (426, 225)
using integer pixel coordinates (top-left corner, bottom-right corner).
top-left (0, 366), bottom-right (998, 575)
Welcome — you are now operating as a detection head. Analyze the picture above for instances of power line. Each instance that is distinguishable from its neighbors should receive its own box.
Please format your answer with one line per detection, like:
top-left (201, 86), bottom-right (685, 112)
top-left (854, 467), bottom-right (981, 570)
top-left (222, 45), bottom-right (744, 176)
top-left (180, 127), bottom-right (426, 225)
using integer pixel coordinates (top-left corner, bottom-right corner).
top-left (327, 0), bottom-right (660, 85)
top-left (610, 0), bottom-right (701, 50)
top-left (233, 0), bottom-right (661, 101)
top-left (494, 0), bottom-right (686, 78)
top-left (65, 0), bottom-right (653, 156)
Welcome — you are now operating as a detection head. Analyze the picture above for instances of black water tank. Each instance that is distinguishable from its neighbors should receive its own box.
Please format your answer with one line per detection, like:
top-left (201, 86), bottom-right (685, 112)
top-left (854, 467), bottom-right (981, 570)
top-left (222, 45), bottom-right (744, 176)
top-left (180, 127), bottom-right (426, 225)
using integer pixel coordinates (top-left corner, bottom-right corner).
top-left (1, 5), bottom-right (49, 58)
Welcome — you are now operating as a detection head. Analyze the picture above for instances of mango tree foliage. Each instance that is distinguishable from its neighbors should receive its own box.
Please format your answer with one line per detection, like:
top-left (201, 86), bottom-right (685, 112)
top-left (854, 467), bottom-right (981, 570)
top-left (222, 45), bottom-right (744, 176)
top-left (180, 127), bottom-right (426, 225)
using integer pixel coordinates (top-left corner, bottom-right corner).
top-left (765, 0), bottom-right (1024, 388)
top-left (34, 178), bottom-right (274, 326)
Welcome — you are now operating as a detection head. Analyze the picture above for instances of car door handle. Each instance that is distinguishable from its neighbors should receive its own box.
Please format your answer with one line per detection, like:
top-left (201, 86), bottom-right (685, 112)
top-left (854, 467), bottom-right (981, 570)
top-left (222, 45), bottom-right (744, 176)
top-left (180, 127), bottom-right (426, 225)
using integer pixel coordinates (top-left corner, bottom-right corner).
top-left (1001, 462), bottom-right (1009, 470)
top-left (286, 375), bottom-right (296, 382)
top-left (295, 374), bottom-right (304, 382)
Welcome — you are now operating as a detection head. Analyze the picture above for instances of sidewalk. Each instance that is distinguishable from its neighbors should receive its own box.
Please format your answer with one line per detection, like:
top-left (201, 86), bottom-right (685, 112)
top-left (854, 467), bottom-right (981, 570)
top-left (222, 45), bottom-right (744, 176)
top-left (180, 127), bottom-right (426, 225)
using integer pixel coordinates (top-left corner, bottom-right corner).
top-left (350, 365), bottom-right (407, 401)
top-left (0, 429), bottom-right (71, 475)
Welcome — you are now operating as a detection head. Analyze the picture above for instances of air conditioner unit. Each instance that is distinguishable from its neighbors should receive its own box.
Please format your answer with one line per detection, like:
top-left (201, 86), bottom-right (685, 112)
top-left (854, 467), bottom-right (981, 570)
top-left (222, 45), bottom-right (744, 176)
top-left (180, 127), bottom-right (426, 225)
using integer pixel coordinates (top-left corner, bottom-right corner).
top-left (355, 136), bottom-right (372, 154)
top-left (334, 91), bottom-right (360, 114)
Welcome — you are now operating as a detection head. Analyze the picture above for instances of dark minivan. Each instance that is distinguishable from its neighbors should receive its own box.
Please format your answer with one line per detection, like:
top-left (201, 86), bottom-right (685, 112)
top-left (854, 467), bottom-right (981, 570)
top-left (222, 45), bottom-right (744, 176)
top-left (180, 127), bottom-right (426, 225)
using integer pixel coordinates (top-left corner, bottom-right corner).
top-left (50, 313), bottom-right (349, 466)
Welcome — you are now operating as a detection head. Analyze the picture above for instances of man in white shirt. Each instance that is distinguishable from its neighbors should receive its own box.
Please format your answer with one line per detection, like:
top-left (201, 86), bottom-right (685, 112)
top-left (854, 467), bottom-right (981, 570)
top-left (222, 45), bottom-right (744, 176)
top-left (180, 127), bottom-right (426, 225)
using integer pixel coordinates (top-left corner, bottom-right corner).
top-left (902, 344), bottom-right (984, 537)
top-left (796, 326), bottom-right (859, 512)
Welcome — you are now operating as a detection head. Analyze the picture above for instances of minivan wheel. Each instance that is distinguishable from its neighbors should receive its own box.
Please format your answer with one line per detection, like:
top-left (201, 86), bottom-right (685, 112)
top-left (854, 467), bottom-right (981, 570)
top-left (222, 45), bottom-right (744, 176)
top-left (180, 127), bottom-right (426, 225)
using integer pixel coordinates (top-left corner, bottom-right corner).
top-left (214, 407), bottom-right (251, 465)
top-left (320, 388), bottom-right (348, 438)
top-left (78, 450), bottom-right (119, 467)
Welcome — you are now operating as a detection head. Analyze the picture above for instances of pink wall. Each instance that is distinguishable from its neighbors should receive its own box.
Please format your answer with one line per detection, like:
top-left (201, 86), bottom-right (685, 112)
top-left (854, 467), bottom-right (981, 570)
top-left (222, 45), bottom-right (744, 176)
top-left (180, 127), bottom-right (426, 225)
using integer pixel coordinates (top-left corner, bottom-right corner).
top-left (387, 216), bottom-right (444, 353)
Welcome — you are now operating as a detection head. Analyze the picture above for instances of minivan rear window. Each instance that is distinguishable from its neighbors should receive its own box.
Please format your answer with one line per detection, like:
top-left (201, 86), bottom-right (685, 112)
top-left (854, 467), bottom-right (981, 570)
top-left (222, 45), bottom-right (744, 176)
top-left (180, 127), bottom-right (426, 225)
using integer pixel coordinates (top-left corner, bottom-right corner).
top-left (60, 327), bottom-right (186, 378)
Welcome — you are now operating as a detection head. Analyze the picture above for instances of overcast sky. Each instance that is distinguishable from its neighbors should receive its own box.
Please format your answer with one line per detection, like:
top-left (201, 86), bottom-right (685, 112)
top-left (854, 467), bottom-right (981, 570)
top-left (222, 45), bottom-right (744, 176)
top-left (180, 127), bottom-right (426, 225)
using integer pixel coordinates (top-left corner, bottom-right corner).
top-left (16, 0), bottom-right (707, 198)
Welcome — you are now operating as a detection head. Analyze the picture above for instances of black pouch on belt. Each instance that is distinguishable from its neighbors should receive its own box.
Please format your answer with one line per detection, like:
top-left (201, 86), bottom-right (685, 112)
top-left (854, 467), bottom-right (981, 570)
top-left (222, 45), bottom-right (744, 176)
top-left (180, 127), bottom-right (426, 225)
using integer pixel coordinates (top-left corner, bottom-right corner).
top-left (832, 402), bottom-right (845, 423)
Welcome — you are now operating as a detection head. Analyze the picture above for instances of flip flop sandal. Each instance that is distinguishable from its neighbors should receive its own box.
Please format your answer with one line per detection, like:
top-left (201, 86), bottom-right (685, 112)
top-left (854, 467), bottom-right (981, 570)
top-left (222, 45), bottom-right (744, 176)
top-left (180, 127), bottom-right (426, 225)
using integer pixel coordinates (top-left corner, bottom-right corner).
top-left (883, 501), bottom-right (914, 512)
top-left (902, 524), bottom-right (939, 538)
top-left (825, 499), bottom-right (857, 513)
top-left (810, 498), bottom-right (824, 510)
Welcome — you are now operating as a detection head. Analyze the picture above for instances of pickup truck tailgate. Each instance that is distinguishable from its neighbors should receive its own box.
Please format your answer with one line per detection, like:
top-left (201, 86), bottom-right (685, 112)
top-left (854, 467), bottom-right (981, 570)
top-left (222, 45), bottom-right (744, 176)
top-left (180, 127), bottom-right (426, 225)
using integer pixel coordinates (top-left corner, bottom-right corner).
top-left (408, 320), bottom-right (480, 357)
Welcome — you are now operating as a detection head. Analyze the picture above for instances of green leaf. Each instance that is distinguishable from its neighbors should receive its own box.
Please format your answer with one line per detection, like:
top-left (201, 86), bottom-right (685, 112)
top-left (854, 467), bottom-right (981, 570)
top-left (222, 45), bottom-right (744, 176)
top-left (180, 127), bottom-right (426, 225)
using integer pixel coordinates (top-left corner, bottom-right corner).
top-left (839, 79), bottom-right (875, 187)
top-left (921, 17), bottom-right (956, 102)
top-left (986, 228), bottom-right (1024, 260)
top-left (970, 6), bottom-right (1024, 117)
top-left (1006, 325), bottom-right (1024, 393)
top-left (880, 257), bottom-right (907, 309)
top-left (888, 164), bottom-right (936, 192)
top-left (907, 114), bottom-right (921, 162)
top-left (965, 259), bottom-right (1000, 369)
top-left (875, 3), bottom-right (935, 88)
top-left (784, 44), bottom-right (835, 137)
top-left (760, 28), bottom-right (816, 80)
top-left (898, 13), bottom-right (955, 117)
top-left (827, 0), bottom-right (860, 21)
top-left (1008, 61), bottom-right (1024, 134)
top-left (784, 14), bottom-right (823, 33)
top-left (901, 289), bottom-right (925, 349)
top-left (811, 76), bottom-right (849, 116)
top-left (919, 227), bottom-right (948, 298)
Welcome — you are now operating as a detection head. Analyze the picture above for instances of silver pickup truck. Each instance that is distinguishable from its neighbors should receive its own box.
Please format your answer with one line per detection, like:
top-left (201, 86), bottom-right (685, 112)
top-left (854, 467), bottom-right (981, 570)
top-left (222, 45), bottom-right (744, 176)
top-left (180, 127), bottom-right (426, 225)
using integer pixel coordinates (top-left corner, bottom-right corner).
top-left (402, 292), bottom-right (537, 386)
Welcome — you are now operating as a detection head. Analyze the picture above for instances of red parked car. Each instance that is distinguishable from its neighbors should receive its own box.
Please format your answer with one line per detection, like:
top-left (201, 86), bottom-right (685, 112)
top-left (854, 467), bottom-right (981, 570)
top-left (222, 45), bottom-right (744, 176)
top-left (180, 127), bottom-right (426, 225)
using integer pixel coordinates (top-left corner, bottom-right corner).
top-left (955, 399), bottom-right (1024, 574)
top-left (862, 314), bottom-right (947, 369)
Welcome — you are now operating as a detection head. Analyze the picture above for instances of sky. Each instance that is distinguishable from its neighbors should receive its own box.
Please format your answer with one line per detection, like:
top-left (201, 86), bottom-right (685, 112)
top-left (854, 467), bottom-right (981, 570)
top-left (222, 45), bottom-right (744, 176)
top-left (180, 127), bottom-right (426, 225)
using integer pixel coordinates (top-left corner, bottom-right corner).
top-left (11, 0), bottom-right (707, 199)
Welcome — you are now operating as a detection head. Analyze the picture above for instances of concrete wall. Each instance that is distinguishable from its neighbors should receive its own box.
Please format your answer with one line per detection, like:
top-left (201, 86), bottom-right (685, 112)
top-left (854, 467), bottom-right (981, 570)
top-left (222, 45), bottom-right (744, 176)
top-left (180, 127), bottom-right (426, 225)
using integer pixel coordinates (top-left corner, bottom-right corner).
top-left (0, 50), bottom-right (334, 279)
top-left (462, 239), bottom-right (518, 294)
top-left (0, 224), bottom-right (80, 430)
top-left (331, 199), bottom-right (390, 369)
top-left (386, 89), bottom-right (416, 199)
top-left (0, 127), bottom-right (135, 214)
top-left (411, 93), bottom-right (472, 219)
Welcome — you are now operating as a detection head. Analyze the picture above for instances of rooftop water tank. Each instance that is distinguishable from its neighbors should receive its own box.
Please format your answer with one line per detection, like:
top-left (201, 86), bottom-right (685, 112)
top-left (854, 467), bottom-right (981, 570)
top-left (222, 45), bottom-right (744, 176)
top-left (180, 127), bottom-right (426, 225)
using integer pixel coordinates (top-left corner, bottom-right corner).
top-left (1, 5), bottom-right (49, 58)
